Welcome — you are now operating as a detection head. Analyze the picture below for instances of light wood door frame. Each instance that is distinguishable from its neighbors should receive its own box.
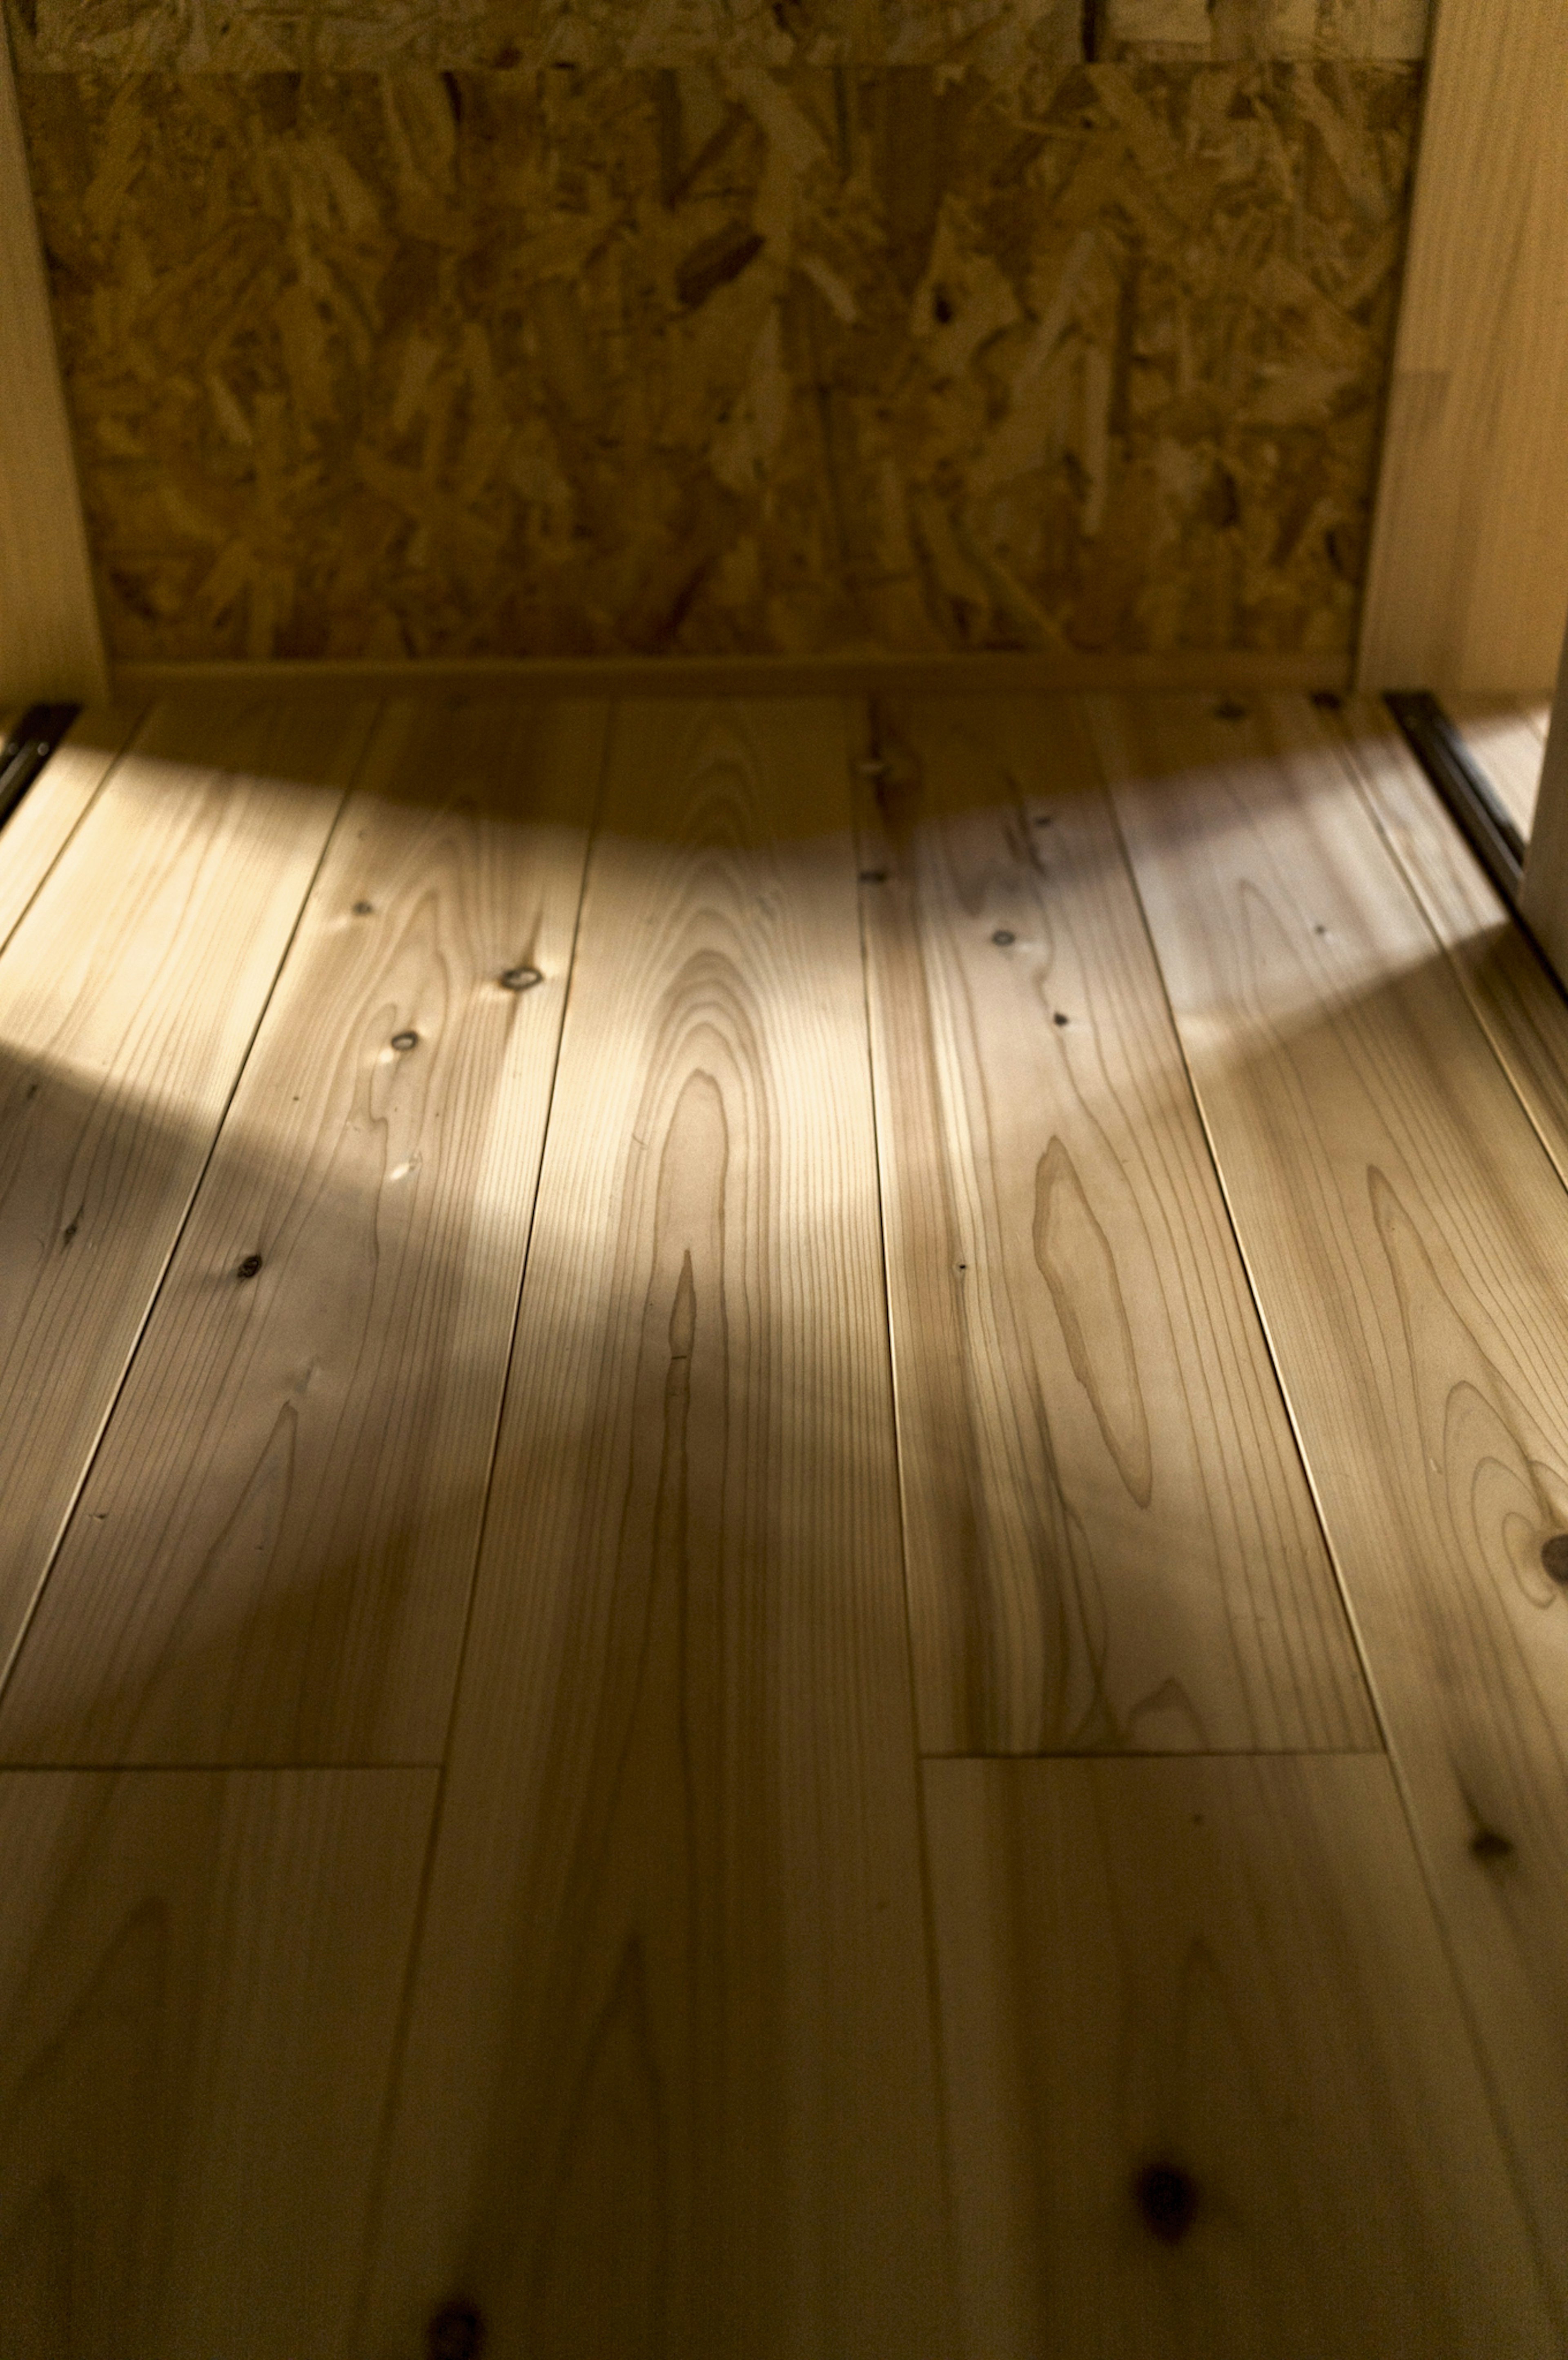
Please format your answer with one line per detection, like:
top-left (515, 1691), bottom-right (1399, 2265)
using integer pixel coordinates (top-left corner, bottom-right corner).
top-left (1357, 0), bottom-right (1568, 700)
top-left (0, 22), bottom-right (106, 705)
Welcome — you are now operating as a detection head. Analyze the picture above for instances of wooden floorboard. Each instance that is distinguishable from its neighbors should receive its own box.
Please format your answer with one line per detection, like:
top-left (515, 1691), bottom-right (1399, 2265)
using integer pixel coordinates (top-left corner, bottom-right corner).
top-left (0, 698), bottom-right (377, 1684)
top-left (1333, 696), bottom-right (1568, 1193)
top-left (925, 1754), bottom-right (1555, 2359)
top-left (858, 693), bottom-right (1374, 1756)
top-left (0, 705), bottom-right (143, 957)
top-left (0, 1764), bottom-right (436, 2358)
top-left (0, 698), bottom-right (605, 1766)
top-left (1093, 690), bottom-right (1568, 2315)
top-left (357, 698), bottom-right (952, 2359)
top-left (1446, 696), bottom-right (1551, 840)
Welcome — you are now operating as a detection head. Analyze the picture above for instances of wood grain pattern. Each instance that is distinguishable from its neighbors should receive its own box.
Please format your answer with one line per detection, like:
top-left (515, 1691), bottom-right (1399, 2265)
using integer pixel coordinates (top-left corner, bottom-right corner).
top-left (0, 27), bottom-right (107, 703)
top-left (1331, 696), bottom-right (1568, 1193)
top-left (0, 698), bottom-right (604, 1766)
top-left (1519, 632), bottom-right (1568, 984)
top-left (925, 1754), bottom-right (1556, 2359)
top-left (0, 704), bottom-right (141, 955)
top-left (1446, 696), bottom-right (1550, 839)
top-left (1094, 690), bottom-right (1568, 2310)
top-left (0, 1764), bottom-right (435, 2356)
top-left (858, 693), bottom-right (1373, 1753)
top-left (110, 651), bottom-right (1355, 701)
top-left (0, 697), bottom-right (374, 1684)
top-left (358, 699), bottom-right (952, 2358)
top-left (1358, 0), bottom-right (1568, 691)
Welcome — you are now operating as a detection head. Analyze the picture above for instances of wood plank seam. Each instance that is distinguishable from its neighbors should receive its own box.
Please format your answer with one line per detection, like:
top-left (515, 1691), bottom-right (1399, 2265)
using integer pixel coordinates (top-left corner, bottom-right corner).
top-left (419, 704), bottom-right (612, 1782)
top-left (845, 696), bottom-right (966, 2255)
top-left (0, 703), bottom-right (379, 1706)
top-left (1089, 706), bottom-right (1395, 1767)
top-left (858, 690), bottom-right (1378, 1756)
top-left (344, 698), bottom-right (615, 2328)
top-left (0, 704), bottom-right (143, 964)
top-left (1093, 690), bottom-right (1568, 2321)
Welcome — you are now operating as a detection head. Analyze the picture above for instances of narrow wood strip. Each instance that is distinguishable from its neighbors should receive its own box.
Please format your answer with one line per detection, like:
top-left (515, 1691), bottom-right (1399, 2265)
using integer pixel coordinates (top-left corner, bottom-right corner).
top-left (0, 704), bottom-right (142, 954)
top-left (858, 694), bottom-right (1374, 1754)
top-left (0, 698), bottom-right (605, 1765)
top-left (925, 1755), bottom-right (1556, 2358)
top-left (0, 1764), bottom-right (436, 2352)
top-left (111, 647), bottom-right (1350, 702)
top-left (1332, 695), bottom-right (1568, 1191)
top-left (1093, 690), bottom-right (1568, 2308)
top-left (0, 696), bottom-right (375, 1679)
top-left (0, 28), bottom-right (107, 703)
top-left (358, 699), bottom-right (952, 2357)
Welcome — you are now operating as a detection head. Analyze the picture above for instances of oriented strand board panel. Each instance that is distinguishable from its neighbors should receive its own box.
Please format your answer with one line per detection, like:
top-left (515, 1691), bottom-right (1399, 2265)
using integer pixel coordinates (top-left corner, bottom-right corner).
top-left (1094, 691), bottom-right (1568, 2312)
top-left (0, 1765), bottom-right (435, 2356)
top-left (0, 697), bottom-right (373, 1685)
top-left (0, 24), bottom-right (105, 702)
top-left (359, 700), bottom-right (953, 2356)
top-left (1358, 0), bottom-right (1568, 692)
top-left (925, 1755), bottom-right (1555, 2359)
top-left (859, 694), bottom-right (1373, 1753)
top-left (8, 0), bottom-right (1431, 69)
top-left (0, 698), bottom-right (604, 1768)
top-left (9, 41), bottom-right (1420, 667)
top-left (0, 703), bottom-right (142, 954)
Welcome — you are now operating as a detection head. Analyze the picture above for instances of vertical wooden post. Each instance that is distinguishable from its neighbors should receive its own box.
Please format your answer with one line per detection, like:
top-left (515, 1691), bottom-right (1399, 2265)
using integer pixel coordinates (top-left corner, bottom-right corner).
top-left (1357, 0), bottom-right (1568, 696)
top-left (0, 25), bottom-right (107, 704)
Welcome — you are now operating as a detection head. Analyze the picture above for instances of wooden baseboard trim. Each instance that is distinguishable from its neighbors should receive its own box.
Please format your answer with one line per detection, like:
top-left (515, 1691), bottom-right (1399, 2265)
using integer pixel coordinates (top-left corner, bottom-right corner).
top-left (111, 650), bottom-right (1350, 701)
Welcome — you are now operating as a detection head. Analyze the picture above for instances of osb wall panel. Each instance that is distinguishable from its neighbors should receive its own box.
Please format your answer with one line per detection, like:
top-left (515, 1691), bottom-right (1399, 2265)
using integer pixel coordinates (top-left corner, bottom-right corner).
top-left (7, 4), bottom-right (1426, 663)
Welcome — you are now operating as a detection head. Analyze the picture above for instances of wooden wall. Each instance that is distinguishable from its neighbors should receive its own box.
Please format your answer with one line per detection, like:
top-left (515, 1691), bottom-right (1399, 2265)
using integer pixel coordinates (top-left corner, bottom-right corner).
top-left (6, 1), bottom-right (1428, 665)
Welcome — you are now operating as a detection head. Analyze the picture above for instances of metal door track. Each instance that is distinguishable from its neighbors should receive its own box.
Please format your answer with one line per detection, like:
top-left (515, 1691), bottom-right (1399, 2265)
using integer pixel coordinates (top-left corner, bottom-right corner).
top-left (0, 705), bottom-right (79, 832)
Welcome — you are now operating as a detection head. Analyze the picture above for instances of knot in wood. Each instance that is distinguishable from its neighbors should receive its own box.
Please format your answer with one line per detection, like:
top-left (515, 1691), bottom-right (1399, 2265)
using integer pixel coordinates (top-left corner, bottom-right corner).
top-left (500, 965), bottom-right (543, 991)
top-left (858, 869), bottom-right (888, 885)
top-left (391, 1031), bottom-right (419, 1052)
top-left (236, 1254), bottom-right (263, 1281)
top-left (426, 2301), bottom-right (485, 2360)
top-left (1540, 1532), bottom-right (1568, 1585)
top-left (991, 929), bottom-right (1015, 946)
top-left (352, 900), bottom-right (373, 916)
top-left (1134, 2160), bottom-right (1198, 2244)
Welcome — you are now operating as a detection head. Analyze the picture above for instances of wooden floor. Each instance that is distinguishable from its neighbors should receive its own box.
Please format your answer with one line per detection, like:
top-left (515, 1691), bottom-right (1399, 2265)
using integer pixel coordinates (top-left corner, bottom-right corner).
top-left (3, 689), bottom-right (1568, 2358)
top-left (1448, 693), bottom-right (1552, 837)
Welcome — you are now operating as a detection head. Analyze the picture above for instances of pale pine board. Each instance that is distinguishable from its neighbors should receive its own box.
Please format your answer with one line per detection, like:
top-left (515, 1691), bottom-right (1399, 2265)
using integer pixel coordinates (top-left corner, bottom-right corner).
top-left (0, 704), bottom-right (143, 955)
top-left (0, 698), bottom-right (605, 1765)
top-left (1446, 696), bottom-right (1550, 839)
top-left (0, 697), bottom-right (374, 1680)
top-left (0, 29), bottom-right (107, 703)
top-left (358, 700), bottom-right (952, 2358)
top-left (1332, 696), bottom-right (1568, 1192)
top-left (0, 1765), bottom-right (435, 2357)
top-left (1358, 0), bottom-right (1568, 692)
top-left (925, 1755), bottom-right (1555, 2360)
top-left (858, 694), bottom-right (1373, 1754)
top-left (1094, 691), bottom-right (1568, 2309)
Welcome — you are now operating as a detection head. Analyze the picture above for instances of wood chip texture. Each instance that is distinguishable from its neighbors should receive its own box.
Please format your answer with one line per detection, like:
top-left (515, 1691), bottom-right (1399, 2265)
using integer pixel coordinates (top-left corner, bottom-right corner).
top-left (7, 3), bottom-right (1424, 665)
